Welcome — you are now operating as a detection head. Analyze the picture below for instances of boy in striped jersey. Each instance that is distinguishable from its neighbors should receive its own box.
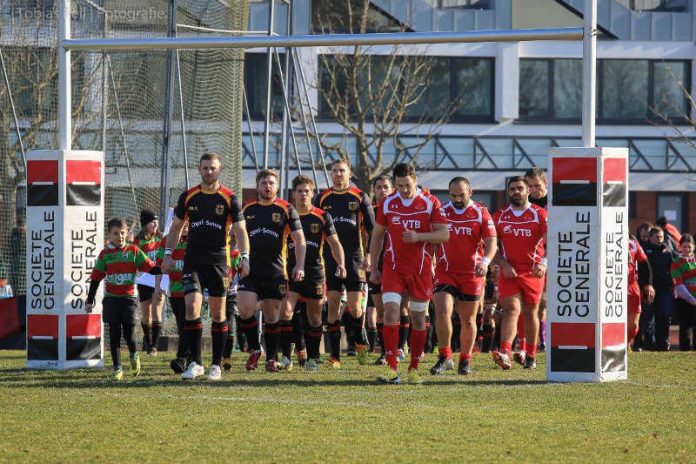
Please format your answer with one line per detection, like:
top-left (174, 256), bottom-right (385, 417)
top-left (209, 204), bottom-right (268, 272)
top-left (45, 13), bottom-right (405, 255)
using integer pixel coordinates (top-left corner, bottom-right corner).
top-left (86, 218), bottom-right (161, 380)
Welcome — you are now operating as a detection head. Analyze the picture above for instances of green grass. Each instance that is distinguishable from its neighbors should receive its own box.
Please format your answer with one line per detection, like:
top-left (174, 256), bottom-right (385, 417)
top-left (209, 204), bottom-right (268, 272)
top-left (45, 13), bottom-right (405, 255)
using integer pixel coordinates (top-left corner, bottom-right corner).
top-left (1, 350), bottom-right (696, 463)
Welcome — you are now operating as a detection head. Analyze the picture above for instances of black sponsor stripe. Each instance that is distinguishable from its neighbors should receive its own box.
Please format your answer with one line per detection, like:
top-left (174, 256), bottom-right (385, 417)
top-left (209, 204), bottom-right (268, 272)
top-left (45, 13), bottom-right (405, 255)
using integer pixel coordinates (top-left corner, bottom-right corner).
top-left (601, 349), bottom-right (626, 373)
top-left (602, 183), bottom-right (626, 207)
top-left (550, 348), bottom-right (595, 372)
top-left (66, 184), bottom-right (101, 206)
top-left (551, 183), bottom-right (597, 207)
top-left (27, 339), bottom-right (58, 360)
top-left (66, 338), bottom-right (102, 360)
top-left (28, 185), bottom-right (59, 206)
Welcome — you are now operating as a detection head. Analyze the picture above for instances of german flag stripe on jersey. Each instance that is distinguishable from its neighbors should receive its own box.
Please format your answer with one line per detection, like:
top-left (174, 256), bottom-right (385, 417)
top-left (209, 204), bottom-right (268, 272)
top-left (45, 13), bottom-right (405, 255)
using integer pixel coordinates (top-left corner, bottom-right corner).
top-left (66, 160), bottom-right (101, 206)
top-left (551, 157), bottom-right (597, 207)
top-left (27, 160), bottom-right (59, 206)
top-left (602, 158), bottom-right (627, 207)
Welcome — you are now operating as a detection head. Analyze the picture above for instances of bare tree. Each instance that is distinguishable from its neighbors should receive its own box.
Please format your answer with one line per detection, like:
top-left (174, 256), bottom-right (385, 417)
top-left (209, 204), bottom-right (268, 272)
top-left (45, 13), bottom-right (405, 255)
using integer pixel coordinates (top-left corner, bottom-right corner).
top-left (313, 0), bottom-right (464, 190)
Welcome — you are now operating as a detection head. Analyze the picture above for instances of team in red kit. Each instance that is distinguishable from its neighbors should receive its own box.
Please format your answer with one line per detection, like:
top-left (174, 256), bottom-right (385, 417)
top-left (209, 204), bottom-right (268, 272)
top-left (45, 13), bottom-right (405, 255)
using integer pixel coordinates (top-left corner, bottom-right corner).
top-left (89, 151), bottom-right (579, 382)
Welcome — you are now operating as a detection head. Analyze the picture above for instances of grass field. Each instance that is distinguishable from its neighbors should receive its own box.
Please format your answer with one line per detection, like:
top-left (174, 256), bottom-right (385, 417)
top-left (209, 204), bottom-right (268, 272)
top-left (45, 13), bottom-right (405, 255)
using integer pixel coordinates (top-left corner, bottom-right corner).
top-left (1, 349), bottom-right (696, 463)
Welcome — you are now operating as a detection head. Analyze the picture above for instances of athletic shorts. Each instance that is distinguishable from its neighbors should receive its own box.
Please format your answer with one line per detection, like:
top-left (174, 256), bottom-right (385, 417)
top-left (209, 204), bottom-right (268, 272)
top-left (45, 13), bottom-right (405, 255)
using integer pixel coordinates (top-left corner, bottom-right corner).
top-left (498, 272), bottom-right (544, 304)
top-left (182, 260), bottom-right (229, 297)
top-left (628, 292), bottom-right (641, 315)
top-left (325, 254), bottom-right (365, 292)
top-left (381, 268), bottom-right (433, 301)
top-left (289, 278), bottom-right (325, 300)
top-left (434, 271), bottom-right (483, 301)
top-left (238, 276), bottom-right (288, 301)
top-left (102, 296), bottom-right (138, 325)
top-left (137, 284), bottom-right (155, 303)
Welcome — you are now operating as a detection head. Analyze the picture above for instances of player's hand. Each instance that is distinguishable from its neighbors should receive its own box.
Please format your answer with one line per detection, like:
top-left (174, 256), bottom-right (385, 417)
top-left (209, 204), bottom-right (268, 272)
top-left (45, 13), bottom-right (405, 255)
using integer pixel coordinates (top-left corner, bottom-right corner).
top-left (475, 262), bottom-right (489, 277)
top-left (292, 266), bottom-right (305, 282)
top-left (402, 230), bottom-right (419, 243)
top-left (532, 262), bottom-right (547, 278)
top-left (85, 302), bottom-right (94, 313)
top-left (369, 269), bottom-right (381, 285)
top-left (162, 255), bottom-right (174, 273)
top-left (643, 285), bottom-right (655, 304)
top-left (239, 258), bottom-right (250, 278)
top-left (501, 262), bottom-right (517, 279)
top-left (335, 264), bottom-right (347, 280)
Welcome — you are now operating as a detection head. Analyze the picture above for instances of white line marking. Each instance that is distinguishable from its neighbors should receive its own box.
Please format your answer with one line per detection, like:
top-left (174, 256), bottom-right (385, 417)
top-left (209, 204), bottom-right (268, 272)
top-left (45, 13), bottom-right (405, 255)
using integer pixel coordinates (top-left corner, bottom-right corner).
top-left (70, 336), bottom-right (98, 339)
top-left (32, 181), bottom-right (55, 186)
top-left (70, 182), bottom-right (98, 186)
top-left (558, 345), bottom-right (588, 350)
top-left (30, 336), bottom-right (55, 340)
top-left (606, 181), bottom-right (624, 185)
top-left (559, 180), bottom-right (591, 184)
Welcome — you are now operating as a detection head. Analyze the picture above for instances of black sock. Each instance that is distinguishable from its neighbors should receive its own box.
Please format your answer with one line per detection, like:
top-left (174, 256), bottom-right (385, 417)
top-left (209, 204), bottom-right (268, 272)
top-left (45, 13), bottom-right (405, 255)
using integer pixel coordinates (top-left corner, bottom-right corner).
top-left (399, 315), bottom-right (410, 351)
top-left (151, 321), bottom-right (162, 350)
top-left (240, 316), bottom-right (260, 351)
top-left (185, 318), bottom-right (203, 365)
top-left (141, 322), bottom-right (152, 351)
top-left (351, 313), bottom-right (367, 345)
top-left (292, 309), bottom-right (306, 353)
top-left (264, 322), bottom-right (280, 362)
top-left (481, 324), bottom-right (495, 353)
top-left (211, 320), bottom-right (228, 366)
top-left (123, 323), bottom-right (137, 354)
top-left (307, 324), bottom-right (323, 360)
top-left (109, 323), bottom-right (122, 368)
top-left (279, 320), bottom-right (294, 359)
top-left (170, 297), bottom-right (187, 359)
top-left (367, 327), bottom-right (377, 352)
top-left (235, 315), bottom-right (248, 352)
top-left (224, 317), bottom-right (236, 358)
top-left (327, 321), bottom-right (342, 360)
top-left (376, 323), bottom-right (384, 354)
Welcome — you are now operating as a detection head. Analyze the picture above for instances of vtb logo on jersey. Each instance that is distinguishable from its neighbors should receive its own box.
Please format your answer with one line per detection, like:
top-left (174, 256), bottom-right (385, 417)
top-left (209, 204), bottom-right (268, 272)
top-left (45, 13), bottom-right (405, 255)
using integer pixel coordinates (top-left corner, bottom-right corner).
top-left (348, 201), bottom-right (358, 211)
top-left (448, 224), bottom-right (472, 235)
top-left (310, 223), bottom-right (321, 234)
top-left (503, 225), bottom-right (531, 237)
top-left (215, 204), bottom-right (225, 215)
top-left (272, 213), bottom-right (281, 223)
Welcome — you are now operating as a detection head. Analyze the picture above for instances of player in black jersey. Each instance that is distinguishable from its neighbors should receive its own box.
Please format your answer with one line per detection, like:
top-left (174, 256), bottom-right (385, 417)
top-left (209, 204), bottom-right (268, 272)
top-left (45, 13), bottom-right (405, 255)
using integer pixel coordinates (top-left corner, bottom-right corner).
top-left (238, 169), bottom-right (306, 372)
top-left (277, 175), bottom-right (346, 371)
top-left (163, 152), bottom-right (250, 381)
top-left (315, 159), bottom-right (375, 367)
top-left (525, 166), bottom-right (548, 352)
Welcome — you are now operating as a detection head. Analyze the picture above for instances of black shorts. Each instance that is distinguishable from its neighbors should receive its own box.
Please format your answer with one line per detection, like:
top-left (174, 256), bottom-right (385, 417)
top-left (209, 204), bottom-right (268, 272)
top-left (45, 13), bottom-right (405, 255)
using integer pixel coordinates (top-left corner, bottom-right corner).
top-left (289, 278), bottom-right (325, 300)
top-left (238, 276), bottom-right (288, 301)
top-left (137, 284), bottom-right (154, 303)
top-left (484, 279), bottom-right (496, 301)
top-left (434, 284), bottom-right (479, 302)
top-left (102, 296), bottom-right (138, 325)
top-left (182, 260), bottom-right (229, 297)
top-left (325, 254), bottom-right (365, 292)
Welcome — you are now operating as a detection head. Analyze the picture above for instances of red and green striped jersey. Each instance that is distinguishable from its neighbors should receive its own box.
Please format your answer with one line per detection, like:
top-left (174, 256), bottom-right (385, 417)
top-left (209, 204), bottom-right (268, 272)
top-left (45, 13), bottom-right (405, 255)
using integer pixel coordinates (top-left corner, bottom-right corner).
top-left (90, 243), bottom-right (156, 298)
top-left (134, 234), bottom-right (161, 262)
top-left (671, 255), bottom-right (696, 297)
top-left (156, 237), bottom-right (188, 298)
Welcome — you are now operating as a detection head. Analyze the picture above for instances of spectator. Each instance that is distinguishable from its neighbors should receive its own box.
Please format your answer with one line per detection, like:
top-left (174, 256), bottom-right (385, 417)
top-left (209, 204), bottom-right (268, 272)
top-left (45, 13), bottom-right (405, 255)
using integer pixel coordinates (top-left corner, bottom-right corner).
top-left (0, 278), bottom-right (13, 299)
top-left (9, 212), bottom-right (26, 295)
top-left (635, 222), bottom-right (653, 251)
top-left (656, 216), bottom-right (680, 257)
top-left (671, 234), bottom-right (696, 351)
top-left (644, 226), bottom-right (675, 351)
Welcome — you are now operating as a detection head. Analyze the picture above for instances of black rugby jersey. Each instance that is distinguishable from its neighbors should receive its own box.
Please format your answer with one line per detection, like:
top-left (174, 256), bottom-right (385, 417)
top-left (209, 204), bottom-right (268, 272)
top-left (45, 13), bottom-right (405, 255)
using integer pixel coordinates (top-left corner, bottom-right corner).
top-left (243, 198), bottom-right (302, 280)
top-left (174, 184), bottom-right (243, 265)
top-left (314, 186), bottom-right (374, 260)
top-left (287, 207), bottom-right (337, 278)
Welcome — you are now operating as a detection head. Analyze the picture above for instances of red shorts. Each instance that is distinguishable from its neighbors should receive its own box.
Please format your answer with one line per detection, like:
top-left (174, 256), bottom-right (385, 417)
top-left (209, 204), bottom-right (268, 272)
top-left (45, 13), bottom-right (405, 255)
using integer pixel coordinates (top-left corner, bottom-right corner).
top-left (434, 270), bottom-right (483, 298)
top-left (381, 268), bottom-right (433, 301)
top-left (628, 292), bottom-right (641, 315)
top-left (498, 272), bottom-right (544, 304)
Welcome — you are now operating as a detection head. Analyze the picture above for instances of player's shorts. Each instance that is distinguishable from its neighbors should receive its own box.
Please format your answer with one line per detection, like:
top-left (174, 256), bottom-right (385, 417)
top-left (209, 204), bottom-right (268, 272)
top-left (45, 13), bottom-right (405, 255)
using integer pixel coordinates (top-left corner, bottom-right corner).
top-left (498, 272), bottom-right (544, 304)
top-left (102, 296), bottom-right (138, 325)
top-left (381, 268), bottom-right (433, 301)
top-left (289, 278), bottom-right (325, 300)
top-left (434, 271), bottom-right (483, 301)
top-left (182, 260), bottom-right (229, 297)
top-left (137, 284), bottom-right (155, 302)
top-left (325, 254), bottom-right (365, 292)
top-left (238, 276), bottom-right (288, 301)
top-left (628, 292), bottom-right (642, 315)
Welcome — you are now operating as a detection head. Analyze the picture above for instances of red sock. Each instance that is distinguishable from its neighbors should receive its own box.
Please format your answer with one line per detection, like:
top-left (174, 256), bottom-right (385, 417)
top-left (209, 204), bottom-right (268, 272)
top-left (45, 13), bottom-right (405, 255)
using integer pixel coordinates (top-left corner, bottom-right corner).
top-left (527, 344), bottom-right (537, 358)
top-left (629, 327), bottom-right (639, 345)
top-left (438, 346), bottom-right (452, 360)
top-left (408, 329), bottom-right (427, 370)
top-left (500, 341), bottom-right (512, 354)
top-left (518, 337), bottom-right (527, 353)
top-left (459, 352), bottom-right (472, 362)
top-left (382, 324), bottom-right (399, 370)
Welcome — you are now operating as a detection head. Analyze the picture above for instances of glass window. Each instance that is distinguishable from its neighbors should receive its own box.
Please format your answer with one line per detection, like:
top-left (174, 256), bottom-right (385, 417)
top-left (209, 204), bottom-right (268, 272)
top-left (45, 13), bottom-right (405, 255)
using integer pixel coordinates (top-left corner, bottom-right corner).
top-left (311, 0), bottom-right (405, 34)
top-left (657, 193), bottom-right (686, 232)
top-left (553, 59), bottom-right (582, 119)
top-left (630, 0), bottom-right (688, 12)
top-left (455, 59), bottom-right (494, 118)
top-left (653, 61), bottom-right (688, 120)
top-left (519, 60), bottom-right (550, 118)
top-left (244, 53), bottom-right (285, 120)
top-left (439, 0), bottom-right (492, 8)
top-left (599, 60), bottom-right (649, 120)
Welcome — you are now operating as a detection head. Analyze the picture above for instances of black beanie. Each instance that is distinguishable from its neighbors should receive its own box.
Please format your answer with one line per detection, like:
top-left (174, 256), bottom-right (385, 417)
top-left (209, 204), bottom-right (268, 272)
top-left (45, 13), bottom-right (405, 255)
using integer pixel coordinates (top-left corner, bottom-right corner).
top-left (140, 209), bottom-right (158, 227)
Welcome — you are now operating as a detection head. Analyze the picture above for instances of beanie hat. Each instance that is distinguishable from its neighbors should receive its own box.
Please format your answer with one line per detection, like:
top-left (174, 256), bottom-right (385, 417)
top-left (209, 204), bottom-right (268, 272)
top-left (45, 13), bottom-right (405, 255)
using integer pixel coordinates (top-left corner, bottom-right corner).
top-left (140, 209), bottom-right (158, 227)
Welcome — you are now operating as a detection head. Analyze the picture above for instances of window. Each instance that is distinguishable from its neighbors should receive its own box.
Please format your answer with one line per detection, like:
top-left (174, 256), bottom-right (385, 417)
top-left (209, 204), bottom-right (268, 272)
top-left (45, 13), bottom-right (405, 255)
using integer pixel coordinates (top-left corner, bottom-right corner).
top-left (243, 53), bottom-right (286, 120)
top-left (630, 0), bottom-right (688, 12)
top-left (318, 55), bottom-right (494, 123)
top-left (657, 193), bottom-right (686, 232)
top-left (439, 0), bottom-right (492, 8)
top-left (519, 58), bottom-right (690, 124)
top-left (311, 0), bottom-right (406, 34)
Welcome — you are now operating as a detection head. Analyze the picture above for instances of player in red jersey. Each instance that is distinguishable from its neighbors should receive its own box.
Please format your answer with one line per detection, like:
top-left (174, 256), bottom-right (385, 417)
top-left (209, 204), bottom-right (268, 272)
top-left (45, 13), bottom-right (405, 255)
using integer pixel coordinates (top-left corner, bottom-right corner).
top-left (430, 177), bottom-right (497, 376)
top-left (628, 235), bottom-right (654, 347)
top-left (369, 163), bottom-right (449, 384)
top-left (491, 176), bottom-right (547, 370)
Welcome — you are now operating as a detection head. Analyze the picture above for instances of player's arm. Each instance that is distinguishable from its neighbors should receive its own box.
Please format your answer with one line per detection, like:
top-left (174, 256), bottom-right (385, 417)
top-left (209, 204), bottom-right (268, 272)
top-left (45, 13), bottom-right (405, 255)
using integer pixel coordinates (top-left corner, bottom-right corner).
top-left (85, 252), bottom-right (107, 313)
top-left (360, 193), bottom-right (376, 271)
top-left (163, 215), bottom-right (185, 273)
top-left (533, 230), bottom-right (548, 278)
top-left (368, 223), bottom-right (387, 283)
top-left (231, 221), bottom-right (250, 278)
top-left (326, 233), bottom-right (346, 279)
top-left (402, 222), bottom-right (449, 245)
top-left (475, 236), bottom-right (498, 278)
top-left (290, 229), bottom-right (306, 281)
top-left (494, 244), bottom-right (516, 279)
top-left (641, 257), bottom-right (655, 304)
